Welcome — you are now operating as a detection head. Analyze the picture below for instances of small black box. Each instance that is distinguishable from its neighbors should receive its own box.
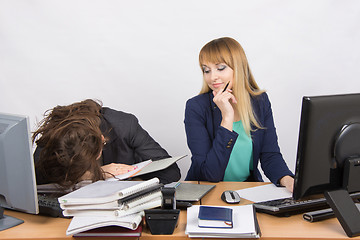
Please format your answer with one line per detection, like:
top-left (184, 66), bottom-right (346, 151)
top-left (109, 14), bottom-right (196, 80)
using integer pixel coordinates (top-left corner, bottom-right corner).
top-left (145, 209), bottom-right (180, 235)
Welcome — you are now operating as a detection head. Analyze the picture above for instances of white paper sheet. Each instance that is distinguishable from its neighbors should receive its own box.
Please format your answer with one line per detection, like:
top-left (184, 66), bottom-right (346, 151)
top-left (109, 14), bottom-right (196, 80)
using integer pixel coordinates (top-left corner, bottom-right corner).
top-left (236, 184), bottom-right (292, 203)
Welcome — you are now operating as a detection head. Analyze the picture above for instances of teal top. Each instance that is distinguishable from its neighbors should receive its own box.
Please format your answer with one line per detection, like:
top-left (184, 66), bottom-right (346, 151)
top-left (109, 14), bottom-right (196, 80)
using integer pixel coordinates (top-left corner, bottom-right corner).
top-left (223, 121), bottom-right (253, 181)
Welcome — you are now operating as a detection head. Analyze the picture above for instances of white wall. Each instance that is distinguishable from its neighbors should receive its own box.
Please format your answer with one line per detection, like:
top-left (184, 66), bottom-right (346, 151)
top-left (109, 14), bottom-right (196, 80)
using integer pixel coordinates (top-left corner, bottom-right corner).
top-left (1, 0), bottom-right (360, 180)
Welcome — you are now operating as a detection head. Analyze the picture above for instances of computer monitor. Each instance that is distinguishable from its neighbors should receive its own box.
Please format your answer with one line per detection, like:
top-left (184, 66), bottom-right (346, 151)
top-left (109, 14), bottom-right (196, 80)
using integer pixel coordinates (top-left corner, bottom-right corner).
top-left (0, 113), bottom-right (38, 231)
top-left (293, 93), bottom-right (360, 237)
top-left (293, 93), bottom-right (360, 199)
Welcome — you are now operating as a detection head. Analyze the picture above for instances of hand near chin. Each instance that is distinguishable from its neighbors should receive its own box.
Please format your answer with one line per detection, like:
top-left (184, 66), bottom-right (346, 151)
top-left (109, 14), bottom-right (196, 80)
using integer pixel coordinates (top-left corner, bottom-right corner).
top-left (213, 89), bottom-right (237, 131)
top-left (101, 163), bottom-right (138, 178)
top-left (213, 89), bottom-right (237, 108)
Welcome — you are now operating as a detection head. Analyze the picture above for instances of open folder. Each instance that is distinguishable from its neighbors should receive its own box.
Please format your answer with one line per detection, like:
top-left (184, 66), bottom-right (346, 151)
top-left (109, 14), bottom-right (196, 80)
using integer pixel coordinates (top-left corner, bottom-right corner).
top-left (106, 155), bottom-right (187, 181)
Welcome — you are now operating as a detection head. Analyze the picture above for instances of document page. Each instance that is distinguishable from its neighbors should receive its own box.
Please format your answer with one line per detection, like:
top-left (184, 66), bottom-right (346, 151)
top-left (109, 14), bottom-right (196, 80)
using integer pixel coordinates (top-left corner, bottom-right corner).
top-left (236, 184), bottom-right (292, 203)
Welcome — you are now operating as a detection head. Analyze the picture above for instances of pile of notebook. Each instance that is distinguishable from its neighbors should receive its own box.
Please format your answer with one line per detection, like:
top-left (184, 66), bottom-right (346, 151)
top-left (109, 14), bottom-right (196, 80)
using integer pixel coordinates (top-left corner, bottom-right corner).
top-left (58, 177), bottom-right (163, 236)
top-left (186, 205), bottom-right (261, 238)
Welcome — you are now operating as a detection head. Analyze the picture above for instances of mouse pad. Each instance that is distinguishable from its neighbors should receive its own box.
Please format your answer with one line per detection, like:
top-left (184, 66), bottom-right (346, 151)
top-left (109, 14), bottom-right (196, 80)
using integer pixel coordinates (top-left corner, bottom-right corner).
top-left (175, 183), bottom-right (215, 202)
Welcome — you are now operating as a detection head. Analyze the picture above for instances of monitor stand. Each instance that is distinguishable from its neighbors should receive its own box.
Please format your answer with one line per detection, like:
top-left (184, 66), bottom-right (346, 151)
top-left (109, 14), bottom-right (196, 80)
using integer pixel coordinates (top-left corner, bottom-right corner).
top-left (0, 207), bottom-right (24, 231)
top-left (324, 189), bottom-right (360, 238)
top-left (324, 158), bottom-right (360, 238)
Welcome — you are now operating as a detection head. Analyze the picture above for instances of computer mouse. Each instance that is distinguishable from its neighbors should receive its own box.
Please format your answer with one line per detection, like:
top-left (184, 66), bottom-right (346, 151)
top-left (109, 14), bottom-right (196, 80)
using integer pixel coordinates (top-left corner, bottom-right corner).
top-left (221, 190), bottom-right (241, 204)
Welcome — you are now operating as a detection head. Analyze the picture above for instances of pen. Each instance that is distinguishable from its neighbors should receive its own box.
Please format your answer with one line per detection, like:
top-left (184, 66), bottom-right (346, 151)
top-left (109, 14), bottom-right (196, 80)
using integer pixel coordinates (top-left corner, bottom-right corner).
top-left (222, 82), bottom-right (230, 92)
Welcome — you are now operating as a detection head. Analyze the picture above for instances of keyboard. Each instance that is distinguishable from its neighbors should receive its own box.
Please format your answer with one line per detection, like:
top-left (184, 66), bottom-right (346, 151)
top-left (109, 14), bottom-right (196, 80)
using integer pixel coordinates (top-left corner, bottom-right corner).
top-left (38, 194), bottom-right (69, 218)
top-left (253, 197), bottom-right (328, 217)
top-left (253, 192), bottom-right (360, 217)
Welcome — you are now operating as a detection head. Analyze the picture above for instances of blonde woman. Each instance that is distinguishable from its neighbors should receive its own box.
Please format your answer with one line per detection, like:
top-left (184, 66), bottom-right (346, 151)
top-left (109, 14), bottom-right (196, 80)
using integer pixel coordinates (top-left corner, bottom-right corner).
top-left (184, 37), bottom-right (294, 192)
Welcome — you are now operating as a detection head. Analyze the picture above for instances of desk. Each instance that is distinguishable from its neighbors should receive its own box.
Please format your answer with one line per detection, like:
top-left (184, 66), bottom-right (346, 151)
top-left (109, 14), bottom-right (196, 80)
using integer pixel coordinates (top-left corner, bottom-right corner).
top-left (1, 182), bottom-right (359, 240)
top-left (200, 182), bottom-right (360, 240)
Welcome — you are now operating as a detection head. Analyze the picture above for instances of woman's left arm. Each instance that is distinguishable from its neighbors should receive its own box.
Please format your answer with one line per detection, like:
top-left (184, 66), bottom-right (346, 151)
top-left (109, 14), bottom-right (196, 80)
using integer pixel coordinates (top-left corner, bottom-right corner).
top-left (257, 93), bottom-right (294, 187)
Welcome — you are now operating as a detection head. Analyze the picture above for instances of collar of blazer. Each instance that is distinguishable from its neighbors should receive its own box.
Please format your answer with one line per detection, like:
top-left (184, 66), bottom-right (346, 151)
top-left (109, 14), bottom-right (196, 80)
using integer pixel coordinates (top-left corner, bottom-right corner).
top-left (99, 108), bottom-right (118, 145)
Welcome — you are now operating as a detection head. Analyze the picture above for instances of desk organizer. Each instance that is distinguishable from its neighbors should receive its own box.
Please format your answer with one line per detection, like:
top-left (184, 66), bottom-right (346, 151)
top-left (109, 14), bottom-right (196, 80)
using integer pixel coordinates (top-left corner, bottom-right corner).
top-left (144, 209), bottom-right (180, 235)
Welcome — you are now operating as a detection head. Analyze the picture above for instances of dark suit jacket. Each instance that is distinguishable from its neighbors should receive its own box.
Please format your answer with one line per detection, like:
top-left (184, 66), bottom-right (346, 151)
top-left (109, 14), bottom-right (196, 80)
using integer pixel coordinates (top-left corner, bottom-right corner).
top-left (184, 92), bottom-right (293, 184)
top-left (34, 107), bottom-right (181, 184)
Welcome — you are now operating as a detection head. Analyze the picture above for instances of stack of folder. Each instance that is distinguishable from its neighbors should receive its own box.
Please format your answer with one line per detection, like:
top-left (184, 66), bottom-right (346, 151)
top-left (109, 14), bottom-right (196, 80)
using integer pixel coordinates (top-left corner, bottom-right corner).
top-left (58, 178), bottom-right (163, 236)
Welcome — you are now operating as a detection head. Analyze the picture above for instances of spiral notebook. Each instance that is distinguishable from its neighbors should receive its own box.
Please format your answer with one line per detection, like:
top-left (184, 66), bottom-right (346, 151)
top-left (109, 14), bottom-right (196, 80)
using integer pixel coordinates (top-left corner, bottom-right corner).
top-left (58, 178), bottom-right (160, 205)
top-left (62, 196), bottom-right (162, 217)
top-left (60, 185), bottom-right (162, 210)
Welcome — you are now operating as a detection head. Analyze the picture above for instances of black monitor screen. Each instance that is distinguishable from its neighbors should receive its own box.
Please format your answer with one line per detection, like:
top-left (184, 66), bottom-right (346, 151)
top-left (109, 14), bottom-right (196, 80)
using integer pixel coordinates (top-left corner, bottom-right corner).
top-left (293, 93), bottom-right (360, 200)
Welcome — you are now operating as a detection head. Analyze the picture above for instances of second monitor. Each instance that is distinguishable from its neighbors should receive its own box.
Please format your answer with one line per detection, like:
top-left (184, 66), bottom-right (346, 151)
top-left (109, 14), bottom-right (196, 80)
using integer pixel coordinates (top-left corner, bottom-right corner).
top-left (0, 113), bottom-right (38, 231)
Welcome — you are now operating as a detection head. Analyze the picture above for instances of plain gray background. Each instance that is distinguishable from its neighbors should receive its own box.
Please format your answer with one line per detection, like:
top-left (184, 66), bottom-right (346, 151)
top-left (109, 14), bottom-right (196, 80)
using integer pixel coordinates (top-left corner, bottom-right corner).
top-left (1, 0), bottom-right (359, 180)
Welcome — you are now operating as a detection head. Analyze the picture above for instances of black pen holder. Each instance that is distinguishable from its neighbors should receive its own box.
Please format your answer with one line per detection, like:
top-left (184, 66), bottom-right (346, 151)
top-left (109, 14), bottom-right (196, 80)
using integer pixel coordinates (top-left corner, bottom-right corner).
top-left (144, 209), bottom-right (180, 235)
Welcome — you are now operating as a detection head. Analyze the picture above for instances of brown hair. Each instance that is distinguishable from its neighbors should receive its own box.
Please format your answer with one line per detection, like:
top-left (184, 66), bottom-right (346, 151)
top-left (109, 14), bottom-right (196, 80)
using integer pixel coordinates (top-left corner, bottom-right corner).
top-left (33, 99), bottom-right (105, 188)
top-left (199, 37), bottom-right (265, 134)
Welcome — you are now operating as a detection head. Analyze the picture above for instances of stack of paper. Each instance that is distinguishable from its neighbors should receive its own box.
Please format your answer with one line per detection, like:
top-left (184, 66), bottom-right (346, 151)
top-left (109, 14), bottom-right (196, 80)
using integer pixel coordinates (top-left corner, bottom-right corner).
top-left (58, 178), bottom-right (163, 235)
top-left (186, 205), bottom-right (261, 238)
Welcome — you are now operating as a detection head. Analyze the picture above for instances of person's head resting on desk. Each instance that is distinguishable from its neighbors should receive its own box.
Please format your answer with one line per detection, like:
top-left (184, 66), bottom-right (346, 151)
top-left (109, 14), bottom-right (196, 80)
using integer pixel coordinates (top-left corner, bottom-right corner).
top-left (33, 99), bottom-right (108, 189)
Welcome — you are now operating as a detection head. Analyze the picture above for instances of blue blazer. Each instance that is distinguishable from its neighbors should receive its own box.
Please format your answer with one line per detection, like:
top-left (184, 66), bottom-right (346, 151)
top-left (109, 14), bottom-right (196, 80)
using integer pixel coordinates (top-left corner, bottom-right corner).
top-left (184, 91), bottom-right (293, 184)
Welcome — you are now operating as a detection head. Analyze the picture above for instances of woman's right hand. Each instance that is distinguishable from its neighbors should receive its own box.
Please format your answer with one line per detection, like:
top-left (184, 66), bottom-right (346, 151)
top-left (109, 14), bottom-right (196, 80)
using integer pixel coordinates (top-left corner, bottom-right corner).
top-left (101, 163), bottom-right (138, 179)
top-left (213, 88), bottom-right (237, 131)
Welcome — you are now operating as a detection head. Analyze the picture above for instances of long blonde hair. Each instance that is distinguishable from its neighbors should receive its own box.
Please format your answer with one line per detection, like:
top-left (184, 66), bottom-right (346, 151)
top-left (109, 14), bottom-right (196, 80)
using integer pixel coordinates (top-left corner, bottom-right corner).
top-left (199, 37), bottom-right (265, 135)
